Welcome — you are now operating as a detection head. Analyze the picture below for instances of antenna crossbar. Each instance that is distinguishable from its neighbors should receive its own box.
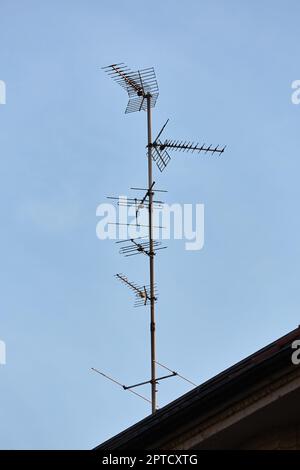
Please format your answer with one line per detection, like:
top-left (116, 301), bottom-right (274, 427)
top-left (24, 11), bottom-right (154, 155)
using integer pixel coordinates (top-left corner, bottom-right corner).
top-left (124, 372), bottom-right (177, 390)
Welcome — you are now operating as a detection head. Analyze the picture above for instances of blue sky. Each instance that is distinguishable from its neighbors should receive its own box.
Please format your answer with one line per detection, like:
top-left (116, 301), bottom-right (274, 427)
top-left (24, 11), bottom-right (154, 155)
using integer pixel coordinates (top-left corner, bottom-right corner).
top-left (1, 0), bottom-right (300, 449)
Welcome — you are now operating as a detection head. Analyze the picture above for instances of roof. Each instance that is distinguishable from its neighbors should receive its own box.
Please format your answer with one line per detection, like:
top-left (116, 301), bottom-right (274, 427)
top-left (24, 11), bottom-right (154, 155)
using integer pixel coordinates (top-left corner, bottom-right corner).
top-left (95, 326), bottom-right (300, 450)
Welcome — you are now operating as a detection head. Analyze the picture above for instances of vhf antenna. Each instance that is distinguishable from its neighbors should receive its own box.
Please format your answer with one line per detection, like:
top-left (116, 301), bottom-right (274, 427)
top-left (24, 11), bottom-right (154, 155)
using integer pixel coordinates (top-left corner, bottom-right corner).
top-left (93, 62), bottom-right (226, 413)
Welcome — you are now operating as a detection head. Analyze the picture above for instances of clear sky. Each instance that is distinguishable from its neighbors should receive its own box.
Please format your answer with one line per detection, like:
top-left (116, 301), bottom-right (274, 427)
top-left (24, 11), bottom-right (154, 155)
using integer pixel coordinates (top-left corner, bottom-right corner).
top-left (1, 0), bottom-right (300, 449)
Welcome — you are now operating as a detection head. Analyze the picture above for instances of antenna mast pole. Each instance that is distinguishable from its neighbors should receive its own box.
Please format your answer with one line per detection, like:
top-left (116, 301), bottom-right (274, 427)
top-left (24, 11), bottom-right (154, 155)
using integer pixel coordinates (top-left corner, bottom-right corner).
top-left (146, 93), bottom-right (156, 413)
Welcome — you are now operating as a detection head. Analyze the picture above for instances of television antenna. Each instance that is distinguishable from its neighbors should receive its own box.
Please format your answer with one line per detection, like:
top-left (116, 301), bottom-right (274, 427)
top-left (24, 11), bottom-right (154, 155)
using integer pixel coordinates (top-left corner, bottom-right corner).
top-left (94, 62), bottom-right (226, 413)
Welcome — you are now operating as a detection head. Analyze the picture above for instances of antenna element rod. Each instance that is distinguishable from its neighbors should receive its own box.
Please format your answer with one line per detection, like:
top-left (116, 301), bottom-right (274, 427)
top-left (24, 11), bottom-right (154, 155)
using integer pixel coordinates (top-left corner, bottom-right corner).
top-left (155, 361), bottom-right (197, 387)
top-left (91, 367), bottom-right (151, 404)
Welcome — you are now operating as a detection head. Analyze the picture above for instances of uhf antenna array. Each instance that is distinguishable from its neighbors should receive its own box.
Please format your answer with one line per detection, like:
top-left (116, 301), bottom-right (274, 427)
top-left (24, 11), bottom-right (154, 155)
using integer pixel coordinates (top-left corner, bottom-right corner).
top-left (92, 62), bottom-right (226, 413)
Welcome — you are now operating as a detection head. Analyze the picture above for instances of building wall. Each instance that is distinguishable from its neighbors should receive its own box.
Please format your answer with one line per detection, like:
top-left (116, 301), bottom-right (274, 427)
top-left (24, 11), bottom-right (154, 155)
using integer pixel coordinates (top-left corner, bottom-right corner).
top-left (240, 424), bottom-right (300, 450)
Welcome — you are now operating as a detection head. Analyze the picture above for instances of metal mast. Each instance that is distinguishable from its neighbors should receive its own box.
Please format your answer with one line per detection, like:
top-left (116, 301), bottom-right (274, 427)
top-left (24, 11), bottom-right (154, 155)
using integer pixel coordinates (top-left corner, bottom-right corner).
top-left (146, 93), bottom-right (156, 412)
